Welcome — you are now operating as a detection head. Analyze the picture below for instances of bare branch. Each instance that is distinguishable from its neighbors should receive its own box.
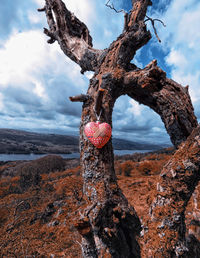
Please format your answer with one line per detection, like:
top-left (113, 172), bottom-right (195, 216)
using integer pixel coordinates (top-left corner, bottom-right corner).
top-left (105, 0), bottom-right (126, 14)
top-left (37, 7), bottom-right (46, 12)
top-left (152, 18), bottom-right (166, 27)
top-left (69, 94), bottom-right (90, 102)
top-left (145, 15), bottom-right (166, 43)
top-left (40, 1), bottom-right (199, 256)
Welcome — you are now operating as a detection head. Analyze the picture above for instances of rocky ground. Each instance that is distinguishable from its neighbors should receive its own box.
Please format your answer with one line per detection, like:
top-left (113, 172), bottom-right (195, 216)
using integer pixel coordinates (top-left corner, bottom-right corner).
top-left (0, 150), bottom-right (199, 257)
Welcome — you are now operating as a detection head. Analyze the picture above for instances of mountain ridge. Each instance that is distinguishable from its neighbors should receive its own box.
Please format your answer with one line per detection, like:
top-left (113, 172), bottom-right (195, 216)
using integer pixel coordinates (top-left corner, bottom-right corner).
top-left (0, 128), bottom-right (168, 154)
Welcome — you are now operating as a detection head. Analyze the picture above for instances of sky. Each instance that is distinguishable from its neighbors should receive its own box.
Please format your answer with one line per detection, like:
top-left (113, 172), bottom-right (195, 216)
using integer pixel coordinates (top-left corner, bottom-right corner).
top-left (0, 0), bottom-right (200, 146)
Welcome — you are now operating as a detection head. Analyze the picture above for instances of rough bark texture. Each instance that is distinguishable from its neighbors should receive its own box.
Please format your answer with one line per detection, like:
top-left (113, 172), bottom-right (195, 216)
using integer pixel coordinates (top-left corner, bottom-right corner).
top-left (43, 0), bottom-right (103, 73)
top-left (40, 0), bottom-right (199, 257)
top-left (141, 125), bottom-right (200, 257)
top-left (124, 60), bottom-right (198, 147)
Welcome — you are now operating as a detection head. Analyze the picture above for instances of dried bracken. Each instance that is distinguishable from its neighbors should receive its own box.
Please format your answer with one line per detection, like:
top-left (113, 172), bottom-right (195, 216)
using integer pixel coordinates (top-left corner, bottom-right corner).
top-left (0, 152), bottom-right (199, 256)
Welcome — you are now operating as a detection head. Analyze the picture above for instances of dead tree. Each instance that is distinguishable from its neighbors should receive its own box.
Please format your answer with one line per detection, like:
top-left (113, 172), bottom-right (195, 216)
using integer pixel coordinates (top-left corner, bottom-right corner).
top-left (39, 0), bottom-right (199, 257)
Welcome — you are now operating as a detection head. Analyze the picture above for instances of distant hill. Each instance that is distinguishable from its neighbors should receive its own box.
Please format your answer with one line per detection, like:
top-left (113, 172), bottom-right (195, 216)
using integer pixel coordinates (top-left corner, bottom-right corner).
top-left (112, 138), bottom-right (164, 151)
top-left (0, 129), bottom-right (79, 154)
top-left (0, 128), bottom-right (167, 154)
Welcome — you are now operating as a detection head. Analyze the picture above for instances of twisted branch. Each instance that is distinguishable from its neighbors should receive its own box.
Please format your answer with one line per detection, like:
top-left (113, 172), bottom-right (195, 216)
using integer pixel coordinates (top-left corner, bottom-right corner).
top-left (38, 0), bottom-right (103, 73)
top-left (145, 15), bottom-right (166, 42)
top-left (105, 0), bottom-right (127, 14)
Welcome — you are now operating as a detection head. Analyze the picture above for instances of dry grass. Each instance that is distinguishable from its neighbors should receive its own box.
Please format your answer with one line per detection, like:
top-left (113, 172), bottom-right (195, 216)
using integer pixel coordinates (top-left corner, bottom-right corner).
top-left (0, 150), bottom-right (199, 256)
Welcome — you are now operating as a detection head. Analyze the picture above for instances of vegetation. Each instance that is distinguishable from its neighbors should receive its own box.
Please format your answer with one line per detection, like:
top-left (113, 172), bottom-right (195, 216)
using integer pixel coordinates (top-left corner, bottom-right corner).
top-left (0, 151), bottom-right (199, 256)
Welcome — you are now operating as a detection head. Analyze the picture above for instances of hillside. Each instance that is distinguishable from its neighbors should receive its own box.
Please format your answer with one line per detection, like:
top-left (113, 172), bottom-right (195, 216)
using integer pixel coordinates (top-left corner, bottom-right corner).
top-left (0, 151), bottom-right (199, 257)
top-left (0, 129), bottom-right (79, 154)
top-left (0, 128), bottom-right (166, 154)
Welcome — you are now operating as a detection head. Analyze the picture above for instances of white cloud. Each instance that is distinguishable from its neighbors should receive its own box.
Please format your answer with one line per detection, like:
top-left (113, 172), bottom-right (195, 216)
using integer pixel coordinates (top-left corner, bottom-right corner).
top-left (0, 29), bottom-right (86, 88)
top-left (0, 0), bottom-right (182, 143)
top-left (28, 10), bottom-right (44, 24)
top-left (63, 0), bottom-right (95, 26)
top-left (155, 0), bottom-right (200, 104)
top-left (0, 28), bottom-right (88, 131)
top-left (32, 79), bottom-right (46, 99)
top-left (128, 99), bottom-right (142, 117)
top-left (0, 30), bottom-right (46, 86)
top-left (166, 49), bottom-right (187, 69)
top-left (32, 0), bottom-right (43, 5)
top-left (33, 0), bottom-right (95, 27)
top-left (0, 93), bottom-right (4, 110)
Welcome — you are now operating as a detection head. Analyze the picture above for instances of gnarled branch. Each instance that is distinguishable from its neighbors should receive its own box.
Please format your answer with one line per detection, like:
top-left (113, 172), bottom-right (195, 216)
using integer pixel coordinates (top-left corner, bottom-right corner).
top-left (38, 0), bottom-right (103, 73)
top-left (103, 0), bottom-right (152, 68)
top-left (123, 60), bottom-right (198, 147)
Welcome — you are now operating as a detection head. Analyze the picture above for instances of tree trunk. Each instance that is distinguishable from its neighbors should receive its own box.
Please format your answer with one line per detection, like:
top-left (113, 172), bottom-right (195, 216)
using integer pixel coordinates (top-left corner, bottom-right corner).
top-left (39, 0), bottom-right (200, 256)
top-left (140, 125), bottom-right (200, 257)
top-left (75, 81), bottom-right (141, 257)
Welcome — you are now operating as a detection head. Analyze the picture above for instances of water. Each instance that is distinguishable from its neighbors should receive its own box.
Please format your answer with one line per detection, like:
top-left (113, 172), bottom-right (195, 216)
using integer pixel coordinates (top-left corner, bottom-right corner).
top-left (0, 153), bottom-right (80, 161)
top-left (114, 149), bottom-right (151, 155)
top-left (0, 150), bottom-right (154, 161)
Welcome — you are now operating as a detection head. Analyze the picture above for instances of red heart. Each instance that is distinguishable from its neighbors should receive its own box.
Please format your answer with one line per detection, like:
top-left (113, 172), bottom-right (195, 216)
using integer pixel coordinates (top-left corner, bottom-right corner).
top-left (84, 121), bottom-right (112, 148)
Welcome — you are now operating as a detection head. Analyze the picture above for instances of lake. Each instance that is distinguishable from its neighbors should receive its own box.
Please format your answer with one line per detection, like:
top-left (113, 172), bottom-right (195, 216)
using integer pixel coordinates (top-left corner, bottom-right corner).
top-left (0, 150), bottom-right (153, 161)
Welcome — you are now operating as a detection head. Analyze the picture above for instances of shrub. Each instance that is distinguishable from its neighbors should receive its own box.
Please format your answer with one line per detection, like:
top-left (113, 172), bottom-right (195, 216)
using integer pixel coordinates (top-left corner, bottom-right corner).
top-left (18, 155), bottom-right (65, 191)
top-left (32, 155), bottom-right (66, 174)
top-left (115, 161), bottom-right (122, 175)
top-left (121, 161), bottom-right (134, 177)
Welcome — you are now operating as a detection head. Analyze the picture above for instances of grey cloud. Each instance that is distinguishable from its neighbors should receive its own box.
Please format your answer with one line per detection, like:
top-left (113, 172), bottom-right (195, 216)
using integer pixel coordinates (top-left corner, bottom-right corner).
top-left (46, 77), bottom-right (84, 118)
top-left (56, 104), bottom-right (82, 117)
top-left (24, 107), bottom-right (56, 121)
top-left (117, 123), bottom-right (152, 133)
top-left (112, 96), bottom-right (170, 144)
top-left (38, 110), bottom-right (56, 120)
top-left (4, 86), bottom-right (42, 107)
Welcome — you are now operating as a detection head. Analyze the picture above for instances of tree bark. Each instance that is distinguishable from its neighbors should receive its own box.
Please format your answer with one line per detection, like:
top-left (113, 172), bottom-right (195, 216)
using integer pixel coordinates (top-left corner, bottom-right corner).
top-left (75, 79), bottom-right (142, 257)
top-left (123, 60), bottom-right (198, 147)
top-left (42, 0), bottom-right (103, 73)
top-left (40, 0), bottom-right (199, 257)
top-left (140, 125), bottom-right (200, 257)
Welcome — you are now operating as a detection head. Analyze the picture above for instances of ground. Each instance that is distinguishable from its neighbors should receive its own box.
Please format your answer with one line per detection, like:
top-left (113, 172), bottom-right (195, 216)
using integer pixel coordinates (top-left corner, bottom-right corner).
top-left (0, 150), bottom-right (199, 257)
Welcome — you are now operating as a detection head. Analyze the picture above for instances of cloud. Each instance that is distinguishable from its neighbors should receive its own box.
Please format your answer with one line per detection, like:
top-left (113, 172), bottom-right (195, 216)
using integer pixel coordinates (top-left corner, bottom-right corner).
top-left (0, 0), bottom-right (125, 136)
top-left (0, 93), bottom-right (4, 110)
top-left (112, 96), bottom-right (170, 144)
top-left (0, 28), bottom-right (87, 131)
top-left (150, 0), bottom-right (200, 103)
top-left (0, 0), bottom-right (196, 145)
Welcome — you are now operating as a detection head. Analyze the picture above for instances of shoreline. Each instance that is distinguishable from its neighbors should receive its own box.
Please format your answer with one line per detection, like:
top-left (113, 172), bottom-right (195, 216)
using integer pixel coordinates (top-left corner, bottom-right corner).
top-left (0, 149), bottom-right (164, 162)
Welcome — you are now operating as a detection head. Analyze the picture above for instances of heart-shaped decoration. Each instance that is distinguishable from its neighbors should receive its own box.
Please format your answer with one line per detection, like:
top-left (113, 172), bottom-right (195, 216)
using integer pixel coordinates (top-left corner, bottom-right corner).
top-left (84, 121), bottom-right (112, 148)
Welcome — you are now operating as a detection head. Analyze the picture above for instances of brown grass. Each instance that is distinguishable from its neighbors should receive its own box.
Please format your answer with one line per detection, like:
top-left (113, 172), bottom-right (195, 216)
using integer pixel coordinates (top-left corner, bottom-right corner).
top-left (0, 150), bottom-right (199, 256)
